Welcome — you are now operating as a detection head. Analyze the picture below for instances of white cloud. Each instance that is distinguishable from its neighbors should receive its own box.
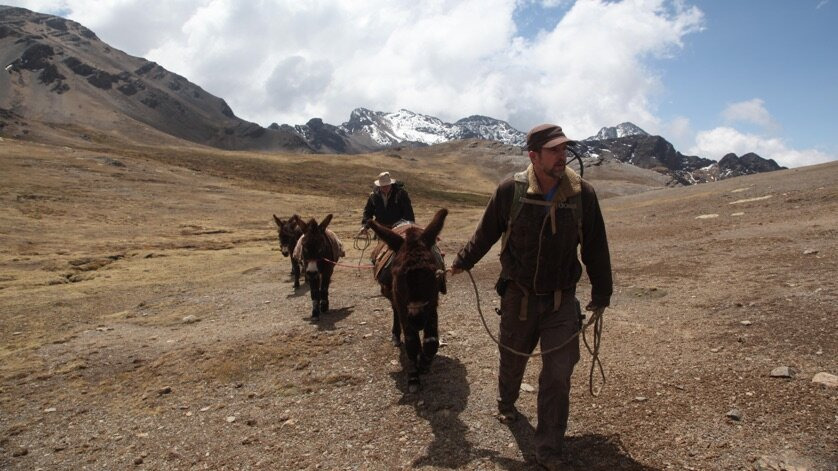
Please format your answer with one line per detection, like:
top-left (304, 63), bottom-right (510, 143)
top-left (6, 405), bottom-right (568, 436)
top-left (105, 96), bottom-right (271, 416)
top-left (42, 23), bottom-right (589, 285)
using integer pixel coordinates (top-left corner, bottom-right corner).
top-left (4, 0), bottom-right (705, 137)
top-left (665, 116), bottom-right (692, 148)
top-left (721, 98), bottom-right (777, 129)
top-left (690, 127), bottom-right (834, 168)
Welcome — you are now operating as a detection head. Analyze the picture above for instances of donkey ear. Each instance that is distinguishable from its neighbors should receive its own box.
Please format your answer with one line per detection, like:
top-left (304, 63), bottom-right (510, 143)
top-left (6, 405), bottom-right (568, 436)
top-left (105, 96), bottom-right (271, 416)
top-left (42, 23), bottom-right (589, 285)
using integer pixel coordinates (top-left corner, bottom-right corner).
top-left (369, 220), bottom-right (403, 253)
top-left (421, 208), bottom-right (448, 247)
top-left (318, 214), bottom-right (333, 232)
top-left (273, 214), bottom-right (283, 227)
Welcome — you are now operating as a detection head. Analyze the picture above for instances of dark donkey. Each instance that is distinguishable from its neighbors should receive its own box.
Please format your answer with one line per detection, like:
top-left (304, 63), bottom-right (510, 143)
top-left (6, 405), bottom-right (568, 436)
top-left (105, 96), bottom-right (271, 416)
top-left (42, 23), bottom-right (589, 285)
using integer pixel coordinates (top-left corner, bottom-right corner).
top-left (369, 208), bottom-right (448, 392)
top-left (294, 214), bottom-right (343, 321)
top-left (273, 214), bottom-right (304, 288)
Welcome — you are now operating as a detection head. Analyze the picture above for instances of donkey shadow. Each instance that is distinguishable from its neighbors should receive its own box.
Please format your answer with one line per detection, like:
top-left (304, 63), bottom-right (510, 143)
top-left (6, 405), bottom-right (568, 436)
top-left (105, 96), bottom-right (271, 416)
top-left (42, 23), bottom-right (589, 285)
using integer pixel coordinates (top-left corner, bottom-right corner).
top-left (389, 353), bottom-right (496, 469)
top-left (310, 306), bottom-right (353, 331)
top-left (284, 280), bottom-right (310, 299)
top-left (496, 415), bottom-right (659, 470)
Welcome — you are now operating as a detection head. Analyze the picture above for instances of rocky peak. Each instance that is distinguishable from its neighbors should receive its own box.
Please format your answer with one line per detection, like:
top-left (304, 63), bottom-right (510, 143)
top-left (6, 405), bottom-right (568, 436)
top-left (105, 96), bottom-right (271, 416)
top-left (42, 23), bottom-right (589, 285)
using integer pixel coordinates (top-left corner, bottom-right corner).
top-left (588, 122), bottom-right (649, 141)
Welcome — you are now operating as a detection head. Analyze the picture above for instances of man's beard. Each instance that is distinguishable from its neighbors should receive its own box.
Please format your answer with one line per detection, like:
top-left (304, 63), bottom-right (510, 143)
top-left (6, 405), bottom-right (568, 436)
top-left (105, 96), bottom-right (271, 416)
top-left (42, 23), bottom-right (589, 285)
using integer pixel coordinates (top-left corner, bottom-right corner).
top-left (545, 164), bottom-right (566, 180)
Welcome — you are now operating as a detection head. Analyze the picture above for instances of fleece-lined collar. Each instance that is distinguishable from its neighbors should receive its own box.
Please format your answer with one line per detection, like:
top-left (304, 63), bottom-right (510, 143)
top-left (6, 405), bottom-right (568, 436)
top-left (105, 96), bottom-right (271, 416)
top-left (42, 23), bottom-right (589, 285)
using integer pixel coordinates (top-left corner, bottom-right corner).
top-left (525, 164), bottom-right (582, 197)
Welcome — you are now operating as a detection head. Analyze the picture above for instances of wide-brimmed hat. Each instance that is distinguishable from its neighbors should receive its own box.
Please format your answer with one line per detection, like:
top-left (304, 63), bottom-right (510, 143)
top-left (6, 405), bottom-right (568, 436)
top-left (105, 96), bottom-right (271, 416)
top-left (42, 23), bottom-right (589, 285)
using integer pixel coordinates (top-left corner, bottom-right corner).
top-left (374, 171), bottom-right (394, 187)
top-left (526, 124), bottom-right (575, 151)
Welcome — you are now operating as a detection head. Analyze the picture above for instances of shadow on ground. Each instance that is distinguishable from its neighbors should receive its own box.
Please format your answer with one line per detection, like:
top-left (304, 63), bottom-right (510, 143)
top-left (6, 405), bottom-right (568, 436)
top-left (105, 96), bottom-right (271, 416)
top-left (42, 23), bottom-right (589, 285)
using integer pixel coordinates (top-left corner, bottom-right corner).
top-left (388, 353), bottom-right (499, 468)
top-left (498, 415), bottom-right (659, 470)
top-left (314, 306), bottom-right (353, 331)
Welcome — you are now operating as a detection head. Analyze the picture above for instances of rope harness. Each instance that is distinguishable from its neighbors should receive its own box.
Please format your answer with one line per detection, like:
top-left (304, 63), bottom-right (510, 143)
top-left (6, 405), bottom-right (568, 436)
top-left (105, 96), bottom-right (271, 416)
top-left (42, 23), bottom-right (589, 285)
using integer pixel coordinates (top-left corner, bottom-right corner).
top-left (465, 269), bottom-right (606, 397)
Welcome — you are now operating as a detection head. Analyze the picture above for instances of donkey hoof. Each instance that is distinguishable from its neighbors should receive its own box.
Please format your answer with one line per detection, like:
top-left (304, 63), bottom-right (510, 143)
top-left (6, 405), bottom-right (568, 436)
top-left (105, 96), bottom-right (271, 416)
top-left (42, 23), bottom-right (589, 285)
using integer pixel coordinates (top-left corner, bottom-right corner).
top-left (293, 281), bottom-right (300, 289)
top-left (391, 334), bottom-right (402, 347)
top-left (407, 377), bottom-right (421, 393)
top-left (319, 300), bottom-right (329, 313)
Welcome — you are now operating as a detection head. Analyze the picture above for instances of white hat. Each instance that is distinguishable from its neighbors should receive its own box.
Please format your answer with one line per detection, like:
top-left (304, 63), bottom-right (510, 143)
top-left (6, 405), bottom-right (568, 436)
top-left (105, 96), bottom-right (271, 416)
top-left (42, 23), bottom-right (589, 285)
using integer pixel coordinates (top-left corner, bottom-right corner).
top-left (374, 171), bottom-right (394, 187)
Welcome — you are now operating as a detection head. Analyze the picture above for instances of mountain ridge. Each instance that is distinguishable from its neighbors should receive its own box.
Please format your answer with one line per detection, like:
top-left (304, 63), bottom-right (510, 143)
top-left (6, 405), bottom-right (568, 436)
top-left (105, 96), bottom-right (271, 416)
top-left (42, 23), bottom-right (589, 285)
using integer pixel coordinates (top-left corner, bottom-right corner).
top-left (0, 6), bottom-right (784, 186)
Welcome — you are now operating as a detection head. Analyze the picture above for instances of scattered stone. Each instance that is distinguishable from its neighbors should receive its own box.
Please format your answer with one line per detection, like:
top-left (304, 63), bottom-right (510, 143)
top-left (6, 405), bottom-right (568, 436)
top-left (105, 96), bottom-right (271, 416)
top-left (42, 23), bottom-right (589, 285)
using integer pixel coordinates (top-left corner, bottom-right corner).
top-left (740, 320), bottom-right (752, 326)
top-left (157, 386), bottom-right (172, 396)
top-left (226, 416), bottom-right (236, 423)
top-left (182, 315), bottom-right (199, 324)
top-left (812, 372), bottom-right (838, 388)
top-left (199, 406), bottom-right (211, 412)
top-left (133, 456), bottom-right (144, 465)
top-left (136, 433), bottom-right (149, 438)
top-left (520, 383), bottom-right (535, 393)
top-left (633, 396), bottom-right (648, 402)
top-left (803, 249), bottom-right (819, 255)
top-left (695, 214), bottom-right (719, 219)
top-left (729, 195), bottom-right (773, 205)
top-left (12, 331), bottom-right (22, 336)
top-left (246, 419), bottom-right (257, 426)
top-left (725, 408), bottom-right (742, 421)
top-left (710, 347), bottom-right (722, 353)
top-left (770, 366), bottom-right (794, 378)
top-left (731, 212), bottom-right (745, 216)
top-left (12, 447), bottom-right (28, 457)
top-left (44, 407), bottom-right (56, 412)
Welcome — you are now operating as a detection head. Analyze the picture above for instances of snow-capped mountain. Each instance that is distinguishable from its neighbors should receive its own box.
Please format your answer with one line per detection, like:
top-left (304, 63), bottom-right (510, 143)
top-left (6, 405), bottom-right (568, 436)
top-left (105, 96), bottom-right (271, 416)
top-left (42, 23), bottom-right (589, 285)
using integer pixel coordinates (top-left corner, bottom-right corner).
top-left (336, 108), bottom-right (526, 147)
top-left (586, 122), bottom-right (649, 141)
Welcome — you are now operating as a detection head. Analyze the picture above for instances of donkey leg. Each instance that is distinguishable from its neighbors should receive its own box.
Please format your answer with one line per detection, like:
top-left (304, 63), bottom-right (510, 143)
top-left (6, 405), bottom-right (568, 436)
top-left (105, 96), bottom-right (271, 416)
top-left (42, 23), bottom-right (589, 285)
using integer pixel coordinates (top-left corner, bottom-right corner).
top-left (307, 275), bottom-right (321, 321)
top-left (319, 271), bottom-right (331, 314)
top-left (418, 309), bottom-right (440, 373)
top-left (391, 308), bottom-right (402, 346)
top-left (292, 259), bottom-right (301, 289)
top-left (404, 329), bottom-right (423, 392)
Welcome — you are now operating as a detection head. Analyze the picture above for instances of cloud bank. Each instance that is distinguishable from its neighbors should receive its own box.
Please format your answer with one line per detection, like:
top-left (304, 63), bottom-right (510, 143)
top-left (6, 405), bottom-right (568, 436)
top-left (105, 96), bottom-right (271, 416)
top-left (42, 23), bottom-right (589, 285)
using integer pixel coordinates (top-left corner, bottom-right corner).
top-left (8, 0), bottom-right (702, 136)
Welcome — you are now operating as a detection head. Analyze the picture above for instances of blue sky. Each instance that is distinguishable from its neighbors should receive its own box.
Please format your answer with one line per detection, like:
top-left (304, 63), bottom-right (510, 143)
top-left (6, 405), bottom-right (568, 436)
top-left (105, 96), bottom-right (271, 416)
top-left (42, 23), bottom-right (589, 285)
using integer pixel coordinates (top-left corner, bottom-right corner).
top-left (5, 0), bottom-right (836, 167)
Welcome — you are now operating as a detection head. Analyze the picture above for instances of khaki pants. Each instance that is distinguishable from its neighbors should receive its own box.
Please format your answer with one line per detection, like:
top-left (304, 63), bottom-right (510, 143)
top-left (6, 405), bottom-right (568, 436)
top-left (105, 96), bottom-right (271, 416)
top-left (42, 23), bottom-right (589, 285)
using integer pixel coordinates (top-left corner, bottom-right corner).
top-left (498, 283), bottom-right (580, 459)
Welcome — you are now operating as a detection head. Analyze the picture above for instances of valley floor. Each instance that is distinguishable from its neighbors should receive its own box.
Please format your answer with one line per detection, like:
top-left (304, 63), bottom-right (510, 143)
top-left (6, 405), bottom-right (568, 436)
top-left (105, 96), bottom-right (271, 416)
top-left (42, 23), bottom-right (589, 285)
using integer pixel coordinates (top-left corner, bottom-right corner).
top-left (1, 140), bottom-right (836, 470)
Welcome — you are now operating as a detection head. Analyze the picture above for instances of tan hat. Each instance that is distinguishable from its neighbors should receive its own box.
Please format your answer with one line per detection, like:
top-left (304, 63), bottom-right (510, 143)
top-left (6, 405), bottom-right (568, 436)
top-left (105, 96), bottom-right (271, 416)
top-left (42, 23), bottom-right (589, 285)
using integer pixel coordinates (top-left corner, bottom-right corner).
top-left (526, 124), bottom-right (575, 151)
top-left (374, 171), bottom-right (394, 187)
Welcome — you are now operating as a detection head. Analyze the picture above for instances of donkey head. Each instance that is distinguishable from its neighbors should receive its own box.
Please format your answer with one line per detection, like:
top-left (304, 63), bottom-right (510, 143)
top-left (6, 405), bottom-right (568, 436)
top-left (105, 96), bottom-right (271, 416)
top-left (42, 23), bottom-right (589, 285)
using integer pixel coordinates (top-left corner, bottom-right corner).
top-left (370, 209), bottom-right (448, 330)
top-left (273, 214), bottom-right (303, 257)
top-left (299, 214), bottom-right (333, 276)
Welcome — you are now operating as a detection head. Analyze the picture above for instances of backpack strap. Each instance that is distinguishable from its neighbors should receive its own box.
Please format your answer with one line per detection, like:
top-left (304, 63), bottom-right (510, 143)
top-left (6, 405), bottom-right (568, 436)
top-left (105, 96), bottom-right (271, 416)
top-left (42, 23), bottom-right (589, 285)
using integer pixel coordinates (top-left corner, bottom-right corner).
top-left (500, 170), bottom-right (528, 254)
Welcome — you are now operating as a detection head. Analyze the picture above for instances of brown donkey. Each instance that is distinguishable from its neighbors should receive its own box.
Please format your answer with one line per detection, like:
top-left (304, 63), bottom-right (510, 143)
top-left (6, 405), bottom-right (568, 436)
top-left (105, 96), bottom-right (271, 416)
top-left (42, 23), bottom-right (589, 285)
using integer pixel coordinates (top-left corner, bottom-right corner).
top-left (369, 208), bottom-right (448, 392)
top-left (272, 214), bottom-right (304, 289)
top-left (295, 214), bottom-right (343, 321)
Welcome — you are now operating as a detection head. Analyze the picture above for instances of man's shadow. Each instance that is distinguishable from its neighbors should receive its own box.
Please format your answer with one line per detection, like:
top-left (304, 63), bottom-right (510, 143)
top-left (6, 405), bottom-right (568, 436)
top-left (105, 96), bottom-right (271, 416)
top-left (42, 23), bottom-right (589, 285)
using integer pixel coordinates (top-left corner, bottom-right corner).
top-left (390, 352), bottom-right (495, 468)
top-left (499, 416), bottom-right (659, 470)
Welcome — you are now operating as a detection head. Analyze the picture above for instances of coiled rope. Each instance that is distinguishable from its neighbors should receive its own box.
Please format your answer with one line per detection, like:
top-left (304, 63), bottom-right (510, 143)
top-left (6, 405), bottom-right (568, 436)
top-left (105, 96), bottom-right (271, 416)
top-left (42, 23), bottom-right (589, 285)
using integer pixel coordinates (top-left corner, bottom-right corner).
top-left (352, 231), bottom-right (373, 277)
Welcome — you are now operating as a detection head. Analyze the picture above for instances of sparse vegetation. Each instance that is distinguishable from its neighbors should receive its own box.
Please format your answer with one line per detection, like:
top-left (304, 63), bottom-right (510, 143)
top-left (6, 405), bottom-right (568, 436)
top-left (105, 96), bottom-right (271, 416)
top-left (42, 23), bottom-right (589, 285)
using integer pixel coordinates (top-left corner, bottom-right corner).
top-left (0, 138), bottom-right (836, 470)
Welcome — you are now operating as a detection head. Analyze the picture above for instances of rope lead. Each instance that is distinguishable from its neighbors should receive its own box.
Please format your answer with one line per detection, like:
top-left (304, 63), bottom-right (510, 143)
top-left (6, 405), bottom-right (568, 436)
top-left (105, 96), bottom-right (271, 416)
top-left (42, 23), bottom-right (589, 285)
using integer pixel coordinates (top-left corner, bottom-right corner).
top-left (465, 270), bottom-right (605, 397)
